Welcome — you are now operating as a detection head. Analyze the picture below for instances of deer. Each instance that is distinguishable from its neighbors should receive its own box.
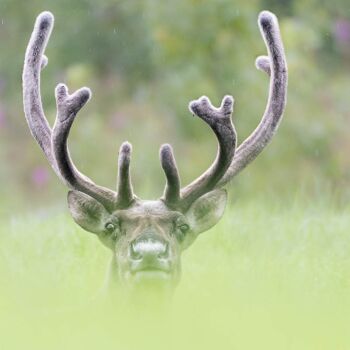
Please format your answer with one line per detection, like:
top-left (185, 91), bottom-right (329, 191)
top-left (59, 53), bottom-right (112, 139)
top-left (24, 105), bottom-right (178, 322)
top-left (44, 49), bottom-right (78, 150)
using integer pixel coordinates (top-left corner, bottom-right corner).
top-left (23, 10), bottom-right (287, 292)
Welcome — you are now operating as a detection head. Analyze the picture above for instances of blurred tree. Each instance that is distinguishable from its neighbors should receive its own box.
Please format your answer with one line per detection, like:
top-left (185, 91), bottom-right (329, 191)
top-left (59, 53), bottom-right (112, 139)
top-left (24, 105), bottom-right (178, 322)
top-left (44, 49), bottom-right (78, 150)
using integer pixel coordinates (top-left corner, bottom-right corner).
top-left (261, 0), bottom-right (294, 16)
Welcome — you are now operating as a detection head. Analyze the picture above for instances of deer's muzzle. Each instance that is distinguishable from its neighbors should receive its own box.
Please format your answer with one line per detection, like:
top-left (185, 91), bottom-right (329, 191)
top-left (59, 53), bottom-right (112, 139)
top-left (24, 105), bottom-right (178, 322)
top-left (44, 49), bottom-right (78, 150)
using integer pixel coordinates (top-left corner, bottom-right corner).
top-left (128, 233), bottom-right (172, 278)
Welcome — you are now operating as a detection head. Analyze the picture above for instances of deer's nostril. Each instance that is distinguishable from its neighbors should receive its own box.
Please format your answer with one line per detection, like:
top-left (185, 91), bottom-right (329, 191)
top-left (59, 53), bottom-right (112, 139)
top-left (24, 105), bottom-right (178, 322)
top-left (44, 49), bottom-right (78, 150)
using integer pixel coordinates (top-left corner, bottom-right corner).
top-left (158, 243), bottom-right (169, 259)
top-left (130, 244), bottom-right (143, 261)
top-left (130, 236), bottom-right (169, 262)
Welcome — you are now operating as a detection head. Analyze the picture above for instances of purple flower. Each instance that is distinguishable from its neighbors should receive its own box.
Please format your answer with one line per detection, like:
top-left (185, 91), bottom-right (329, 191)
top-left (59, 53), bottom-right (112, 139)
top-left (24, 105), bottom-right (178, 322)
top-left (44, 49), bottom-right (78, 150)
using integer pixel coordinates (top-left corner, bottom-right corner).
top-left (31, 166), bottom-right (49, 187)
top-left (334, 18), bottom-right (350, 44)
top-left (0, 107), bottom-right (6, 129)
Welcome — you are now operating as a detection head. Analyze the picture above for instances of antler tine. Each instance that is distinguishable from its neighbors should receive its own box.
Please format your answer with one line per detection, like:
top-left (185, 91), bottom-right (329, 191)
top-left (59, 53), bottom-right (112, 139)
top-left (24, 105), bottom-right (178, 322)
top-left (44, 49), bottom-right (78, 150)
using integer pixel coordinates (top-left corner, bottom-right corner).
top-left (255, 55), bottom-right (271, 76)
top-left (217, 10), bottom-right (288, 187)
top-left (177, 95), bottom-right (237, 211)
top-left (116, 142), bottom-right (134, 207)
top-left (160, 144), bottom-right (181, 207)
top-left (23, 12), bottom-right (118, 211)
top-left (52, 84), bottom-right (117, 211)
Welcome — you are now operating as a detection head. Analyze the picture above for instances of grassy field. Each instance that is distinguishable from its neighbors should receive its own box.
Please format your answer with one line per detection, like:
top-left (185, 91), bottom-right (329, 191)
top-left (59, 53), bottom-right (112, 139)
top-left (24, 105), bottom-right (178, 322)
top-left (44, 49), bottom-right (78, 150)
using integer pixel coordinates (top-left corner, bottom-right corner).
top-left (1, 1), bottom-right (350, 349)
top-left (1, 192), bottom-right (349, 350)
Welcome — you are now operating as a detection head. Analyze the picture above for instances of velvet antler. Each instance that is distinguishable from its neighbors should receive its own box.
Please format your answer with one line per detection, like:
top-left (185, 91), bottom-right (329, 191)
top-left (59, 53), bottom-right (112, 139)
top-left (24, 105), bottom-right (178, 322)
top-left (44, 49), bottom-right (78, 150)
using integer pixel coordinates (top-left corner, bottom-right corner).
top-left (160, 11), bottom-right (287, 211)
top-left (23, 12), bottom-right (134, 211)
top-left (23, 10), bottom-right (287, 214)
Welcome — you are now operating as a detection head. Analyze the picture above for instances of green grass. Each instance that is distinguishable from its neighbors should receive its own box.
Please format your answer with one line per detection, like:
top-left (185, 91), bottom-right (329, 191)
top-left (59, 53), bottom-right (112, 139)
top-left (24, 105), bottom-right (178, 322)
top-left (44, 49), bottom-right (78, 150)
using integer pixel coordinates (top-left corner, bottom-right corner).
top-left (1, 194), bottom-right (350, 349)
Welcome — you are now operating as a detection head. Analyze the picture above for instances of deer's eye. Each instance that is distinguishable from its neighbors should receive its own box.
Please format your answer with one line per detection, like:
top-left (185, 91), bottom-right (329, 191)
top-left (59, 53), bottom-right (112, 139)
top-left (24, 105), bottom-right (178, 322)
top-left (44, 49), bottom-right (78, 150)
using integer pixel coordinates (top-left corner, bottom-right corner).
top-left (174, 218), bottom-right (190, 242)
top-left (179, 224), bottom-right (189, 233)
top-left (175, 217), bottom-right (189, 233)
top-left (105, 222), bottom-right (116, 233)
top-left (102, 219), bottom-right (121, 243)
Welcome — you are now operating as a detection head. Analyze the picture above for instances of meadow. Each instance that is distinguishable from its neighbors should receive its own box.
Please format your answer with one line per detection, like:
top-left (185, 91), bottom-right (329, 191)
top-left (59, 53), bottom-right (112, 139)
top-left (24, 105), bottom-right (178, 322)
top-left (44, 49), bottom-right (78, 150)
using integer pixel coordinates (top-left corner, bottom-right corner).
top-left (1, 0), bottom-right (350, 348)
top-left (1, 192), bottom-right (350, 349)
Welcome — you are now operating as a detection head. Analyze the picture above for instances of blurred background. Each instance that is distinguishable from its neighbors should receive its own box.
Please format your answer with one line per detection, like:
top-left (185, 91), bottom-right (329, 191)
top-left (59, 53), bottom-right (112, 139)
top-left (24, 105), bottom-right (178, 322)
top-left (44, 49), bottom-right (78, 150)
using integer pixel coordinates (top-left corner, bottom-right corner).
top-left (1, 1), bottom-right (350, 349)
top-left (0, 0), bottom-right (350, 213)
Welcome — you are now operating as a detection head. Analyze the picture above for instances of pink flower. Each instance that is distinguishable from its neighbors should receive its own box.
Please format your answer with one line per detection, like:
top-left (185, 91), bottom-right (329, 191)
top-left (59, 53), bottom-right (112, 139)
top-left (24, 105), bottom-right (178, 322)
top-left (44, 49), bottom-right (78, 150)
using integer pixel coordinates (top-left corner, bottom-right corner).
top-left (334, 19), bottom-right (350, 44)
top-left (31, 166), bottom-right (49, 188)
top-left (0, 108), bottom-right (6, 129)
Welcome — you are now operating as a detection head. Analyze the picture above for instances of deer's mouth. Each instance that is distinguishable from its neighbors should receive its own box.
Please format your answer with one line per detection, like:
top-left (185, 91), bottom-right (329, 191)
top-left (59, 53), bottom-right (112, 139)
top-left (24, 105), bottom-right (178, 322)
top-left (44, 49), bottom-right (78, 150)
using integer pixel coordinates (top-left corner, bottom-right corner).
top-left (131, 267), bottom-right (171, 278)
top-left (127, 266), bottom-right (173, 284)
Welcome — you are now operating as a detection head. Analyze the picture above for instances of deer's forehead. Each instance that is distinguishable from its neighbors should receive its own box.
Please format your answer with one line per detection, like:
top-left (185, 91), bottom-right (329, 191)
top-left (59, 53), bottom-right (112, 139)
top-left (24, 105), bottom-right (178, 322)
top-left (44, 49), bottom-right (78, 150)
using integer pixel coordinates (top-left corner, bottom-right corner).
top-left (114, 200), bottom-right (181, 220)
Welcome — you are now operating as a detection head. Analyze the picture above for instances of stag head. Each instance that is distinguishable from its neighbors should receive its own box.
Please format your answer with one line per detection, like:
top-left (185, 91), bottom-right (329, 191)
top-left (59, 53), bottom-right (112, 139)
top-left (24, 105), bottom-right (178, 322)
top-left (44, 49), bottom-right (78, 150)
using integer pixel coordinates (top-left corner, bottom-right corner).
top-left (23, 11), bottom-right (287, 290)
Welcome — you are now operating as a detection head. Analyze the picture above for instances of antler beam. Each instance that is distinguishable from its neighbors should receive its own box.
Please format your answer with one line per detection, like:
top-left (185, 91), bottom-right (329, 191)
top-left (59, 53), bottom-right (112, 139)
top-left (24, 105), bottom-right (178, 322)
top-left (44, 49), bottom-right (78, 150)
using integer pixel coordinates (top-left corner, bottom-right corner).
top-left (23, 11), bottom-right (135, 211)
top-left (51, 83), bottom-right (118, 209)
top-left (217, 10), bottom-right (288, 187)
top-left (23, 12), bottom-right (56, 173)
top-left (160, 95), bottom-right (237, 211)
top-left (160, 10), bottom-right (287, 210)
top-left (179, 96), bottom-right (237, 210)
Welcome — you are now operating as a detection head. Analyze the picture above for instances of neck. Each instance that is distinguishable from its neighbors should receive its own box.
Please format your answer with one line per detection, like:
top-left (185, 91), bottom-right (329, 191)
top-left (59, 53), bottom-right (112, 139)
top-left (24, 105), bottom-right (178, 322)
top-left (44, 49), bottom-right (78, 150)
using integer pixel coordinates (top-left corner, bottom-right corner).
top-left (104, 254), bottom-right (120, 290)
top-left (104, 254), bottom-right (175, 305)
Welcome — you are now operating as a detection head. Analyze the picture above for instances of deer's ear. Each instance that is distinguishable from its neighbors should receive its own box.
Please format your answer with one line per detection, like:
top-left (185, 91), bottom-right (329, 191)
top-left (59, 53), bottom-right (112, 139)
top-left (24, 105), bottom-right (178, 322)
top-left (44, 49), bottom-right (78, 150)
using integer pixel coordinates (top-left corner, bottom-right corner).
top-left (67, 190), bottom-right (109, 234)
top-left (186, 189), bottom-right (227, 235)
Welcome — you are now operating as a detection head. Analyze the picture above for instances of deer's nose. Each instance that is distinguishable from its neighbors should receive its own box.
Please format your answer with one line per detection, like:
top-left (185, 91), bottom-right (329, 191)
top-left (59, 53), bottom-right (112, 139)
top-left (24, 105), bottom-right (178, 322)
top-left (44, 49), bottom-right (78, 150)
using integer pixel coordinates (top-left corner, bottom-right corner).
top-left (130, 234), bottom-right (169, 263)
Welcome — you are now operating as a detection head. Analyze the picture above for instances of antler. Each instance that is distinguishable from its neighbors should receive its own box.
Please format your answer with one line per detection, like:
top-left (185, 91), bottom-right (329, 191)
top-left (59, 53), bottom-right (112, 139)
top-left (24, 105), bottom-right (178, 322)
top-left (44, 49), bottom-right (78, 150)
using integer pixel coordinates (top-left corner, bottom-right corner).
top-left (23, 12), bottom-right (134, 211)
top-left (24, 10), bottom-right (286, 214)
top-left (160, 96), bottom-right (237, 211)
top-left (160, 11), bottom-right (287, 211)
top-left (218, 11), bottom-right (288, 187)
